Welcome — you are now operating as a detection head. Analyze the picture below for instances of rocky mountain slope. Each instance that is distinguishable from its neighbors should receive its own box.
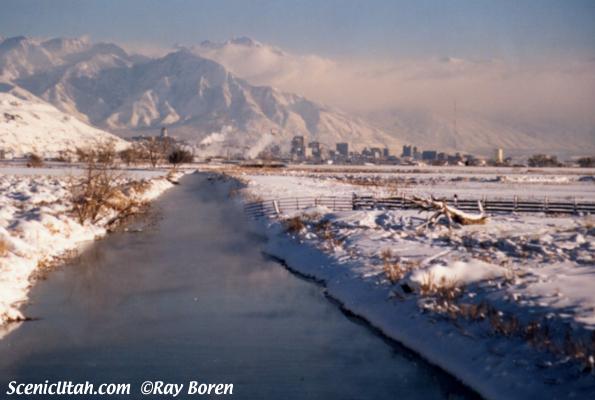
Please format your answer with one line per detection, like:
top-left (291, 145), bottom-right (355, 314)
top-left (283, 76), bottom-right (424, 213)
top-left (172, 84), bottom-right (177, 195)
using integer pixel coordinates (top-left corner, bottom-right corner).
top-left (2, 36), bottom-right (398, 156)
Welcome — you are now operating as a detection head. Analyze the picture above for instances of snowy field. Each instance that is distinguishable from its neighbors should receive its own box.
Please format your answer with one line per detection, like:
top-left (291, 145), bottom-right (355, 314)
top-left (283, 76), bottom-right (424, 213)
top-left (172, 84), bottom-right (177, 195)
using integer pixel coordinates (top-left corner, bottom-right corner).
top-left (0, 165), bottom-right (182, 338)
top-left (220, 165), bottom-right (595, 399)
top-left (232, 165), bottom-right (595, 201)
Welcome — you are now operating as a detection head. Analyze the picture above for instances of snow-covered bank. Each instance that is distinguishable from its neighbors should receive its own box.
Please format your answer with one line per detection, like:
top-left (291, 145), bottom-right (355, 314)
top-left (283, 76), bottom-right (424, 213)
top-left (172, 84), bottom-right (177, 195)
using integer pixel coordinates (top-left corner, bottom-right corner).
top-left (0, 168), bottom-right (183, 338)
top-left (227, 168), bottom-right (595, 399)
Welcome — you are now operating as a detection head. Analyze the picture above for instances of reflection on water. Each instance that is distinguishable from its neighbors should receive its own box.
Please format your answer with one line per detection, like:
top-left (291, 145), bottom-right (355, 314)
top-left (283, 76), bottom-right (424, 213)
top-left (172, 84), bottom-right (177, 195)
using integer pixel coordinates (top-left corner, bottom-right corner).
top-left (0, 174), bottom-right (479, 399)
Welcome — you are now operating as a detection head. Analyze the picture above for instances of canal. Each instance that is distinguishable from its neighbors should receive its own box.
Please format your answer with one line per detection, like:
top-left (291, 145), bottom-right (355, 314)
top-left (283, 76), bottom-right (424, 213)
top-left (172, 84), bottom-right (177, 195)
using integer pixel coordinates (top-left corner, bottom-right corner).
top-left (0, 173), bottom-right (478, 399)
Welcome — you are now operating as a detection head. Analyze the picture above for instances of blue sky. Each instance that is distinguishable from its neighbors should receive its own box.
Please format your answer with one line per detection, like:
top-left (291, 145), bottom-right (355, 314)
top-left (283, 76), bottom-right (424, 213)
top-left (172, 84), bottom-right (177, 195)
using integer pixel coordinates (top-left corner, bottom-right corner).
top-left (1, 0), bottom-right (594, 60)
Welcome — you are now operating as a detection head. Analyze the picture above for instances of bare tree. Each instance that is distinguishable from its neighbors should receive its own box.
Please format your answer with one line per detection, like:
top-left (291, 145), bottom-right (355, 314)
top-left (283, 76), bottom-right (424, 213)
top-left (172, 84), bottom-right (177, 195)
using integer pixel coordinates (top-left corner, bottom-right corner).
top-left (119, 148), bottom-right (136, 166)
top-left (138, 137), bottom-right (173, 168)
top-left (167, 146), bottom-right (193, 169)
top-left (95, 141), bottom-right (117, 165)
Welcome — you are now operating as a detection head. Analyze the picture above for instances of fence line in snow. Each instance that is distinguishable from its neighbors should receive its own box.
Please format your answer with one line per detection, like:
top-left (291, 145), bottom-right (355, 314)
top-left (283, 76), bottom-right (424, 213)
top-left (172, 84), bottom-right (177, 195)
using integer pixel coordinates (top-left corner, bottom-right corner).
top-left (243, 194), bottom-right (595, 218)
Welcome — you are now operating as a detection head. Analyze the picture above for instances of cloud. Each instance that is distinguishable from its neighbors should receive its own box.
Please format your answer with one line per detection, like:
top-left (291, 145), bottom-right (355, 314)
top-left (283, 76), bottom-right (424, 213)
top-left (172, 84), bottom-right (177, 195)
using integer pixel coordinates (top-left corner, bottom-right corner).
top-left (118, 41), bottom-right (174, 58)
top-left (190, 39), bottom-right (595, 129)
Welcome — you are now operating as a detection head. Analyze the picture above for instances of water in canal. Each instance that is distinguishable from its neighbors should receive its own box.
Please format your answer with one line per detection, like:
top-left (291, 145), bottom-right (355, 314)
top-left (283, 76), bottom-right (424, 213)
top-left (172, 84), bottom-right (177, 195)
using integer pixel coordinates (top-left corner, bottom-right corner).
top-left (0, 174), bottom-right (478, 399)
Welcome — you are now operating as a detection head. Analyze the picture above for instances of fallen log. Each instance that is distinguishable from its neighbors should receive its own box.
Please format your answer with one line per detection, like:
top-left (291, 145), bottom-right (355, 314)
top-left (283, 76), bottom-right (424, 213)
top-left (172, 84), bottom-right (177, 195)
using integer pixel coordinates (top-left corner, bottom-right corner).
top-left (410, 196), bottom-right (488, 229)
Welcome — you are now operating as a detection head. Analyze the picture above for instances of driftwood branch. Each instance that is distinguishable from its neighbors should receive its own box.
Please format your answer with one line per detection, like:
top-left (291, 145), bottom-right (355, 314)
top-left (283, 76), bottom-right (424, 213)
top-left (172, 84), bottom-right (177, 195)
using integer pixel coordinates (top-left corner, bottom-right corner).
top-left (410, 196), bottom-right (488, 230)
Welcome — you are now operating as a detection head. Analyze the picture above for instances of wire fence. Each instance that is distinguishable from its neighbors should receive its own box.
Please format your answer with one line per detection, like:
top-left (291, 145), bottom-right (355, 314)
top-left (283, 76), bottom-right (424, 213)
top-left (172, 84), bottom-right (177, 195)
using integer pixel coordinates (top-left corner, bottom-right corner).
top-left (244, 194), bottom-right (595, 218)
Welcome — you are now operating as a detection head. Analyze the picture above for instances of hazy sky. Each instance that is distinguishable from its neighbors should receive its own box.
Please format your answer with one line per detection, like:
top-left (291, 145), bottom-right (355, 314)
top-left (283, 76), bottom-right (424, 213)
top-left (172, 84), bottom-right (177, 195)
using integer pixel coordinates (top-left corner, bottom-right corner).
top-left (1, 0), bottom-right (594, 61)
top-left (1, 0), bottom-right (594, 134)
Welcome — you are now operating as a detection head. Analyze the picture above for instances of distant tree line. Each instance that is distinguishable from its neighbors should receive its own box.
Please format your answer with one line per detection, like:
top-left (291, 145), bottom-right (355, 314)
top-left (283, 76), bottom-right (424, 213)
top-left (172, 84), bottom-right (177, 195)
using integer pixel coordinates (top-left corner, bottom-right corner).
top-left (117, 138), bottom-right (194, 168)
top-left (527, 154), bottom-right (561, 168)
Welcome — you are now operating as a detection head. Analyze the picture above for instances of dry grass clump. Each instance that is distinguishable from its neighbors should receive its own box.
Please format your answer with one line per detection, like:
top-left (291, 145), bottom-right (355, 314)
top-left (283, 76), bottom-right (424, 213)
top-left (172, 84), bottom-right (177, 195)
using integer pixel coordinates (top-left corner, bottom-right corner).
top-left (313, 218), bottom-right (344, 250)
top-left (314, 219), bottom-right (331, 235)
top-left (43, 222), bottom-right (61, 235)
top-left (284, 216), bottom-right (306, 234)
top-left (432, 292), bottom-right (595, 372)
top-left (0, 238), bottom-right (9, 256)
top-left (381, 249), bottom-right (404, 283)
top-left (128, 179), bottom-right (151, 195)
top-left (489, 310), bottom-right (520, 337)
top-left (458, 301), bottom-right (491, 321)
top-left (420, 273), bottom-right (464, 312)
top-left (32, 249), bottom-right (80, 280)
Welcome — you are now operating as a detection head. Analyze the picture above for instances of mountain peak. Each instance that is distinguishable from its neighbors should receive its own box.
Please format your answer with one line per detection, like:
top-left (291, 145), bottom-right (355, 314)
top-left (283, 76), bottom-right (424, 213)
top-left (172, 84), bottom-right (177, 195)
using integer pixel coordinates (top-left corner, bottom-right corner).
top-left (42, 36), bottom-right (90, 50)
top-left (0, 36), bottom-right (34, 51)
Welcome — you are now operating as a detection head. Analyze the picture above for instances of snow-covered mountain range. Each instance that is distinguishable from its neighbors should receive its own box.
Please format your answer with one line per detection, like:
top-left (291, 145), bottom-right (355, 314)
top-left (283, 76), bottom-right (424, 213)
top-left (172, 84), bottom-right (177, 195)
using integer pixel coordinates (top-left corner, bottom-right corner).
top-left (0, 83), bottom-right (127, 157)
top-left (1, 35), bottom-right (592, 157)
top-left (1, 36), bottom-right (398, 157)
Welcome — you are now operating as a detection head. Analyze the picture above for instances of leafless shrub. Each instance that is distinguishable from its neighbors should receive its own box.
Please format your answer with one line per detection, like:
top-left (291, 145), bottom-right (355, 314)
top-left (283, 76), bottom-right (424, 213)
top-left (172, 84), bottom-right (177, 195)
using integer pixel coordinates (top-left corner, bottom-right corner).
top-left (69, 163), bottom-right (124, 224)
top-left (69, 145), bottom-right (145, 227)
top-left (26, 153), bottom-right (44, 167)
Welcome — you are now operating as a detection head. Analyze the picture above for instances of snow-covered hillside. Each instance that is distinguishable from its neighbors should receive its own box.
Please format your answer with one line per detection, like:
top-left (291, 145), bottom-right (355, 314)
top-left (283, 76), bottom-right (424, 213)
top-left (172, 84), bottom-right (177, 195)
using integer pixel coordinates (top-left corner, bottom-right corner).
top-left (0, 84), bottom-right (128, 157)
